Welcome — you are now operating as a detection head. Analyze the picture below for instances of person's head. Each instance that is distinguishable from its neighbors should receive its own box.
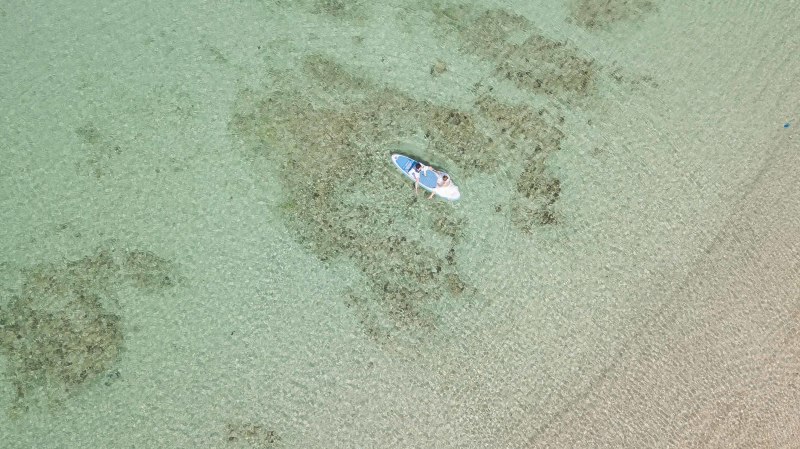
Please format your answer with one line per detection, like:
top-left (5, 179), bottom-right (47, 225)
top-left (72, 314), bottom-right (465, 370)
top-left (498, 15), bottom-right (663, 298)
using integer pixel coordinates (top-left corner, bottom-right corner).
top-left (414, 163), bottom-right (422, 170)
top-left (442, 175), bottom-right (449, 181)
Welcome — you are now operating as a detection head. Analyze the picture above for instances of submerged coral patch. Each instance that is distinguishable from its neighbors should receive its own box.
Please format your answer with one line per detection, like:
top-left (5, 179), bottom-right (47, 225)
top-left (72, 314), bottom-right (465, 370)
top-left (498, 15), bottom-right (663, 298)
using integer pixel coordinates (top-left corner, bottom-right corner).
top-left (74, 122), bottom-right (124, 179)
top-left (569, 0), bottom-right (657, 29)
top-left (0, 247), bottom-right (182, 415)
top-left (423, 104), bottom-right (496, 174)
top-left (495, 34), bottom-right (596, 95)
top-left (443, 8), bottom-right (598, 96)
top-left (0, 290), bottom-right (123, 410)
top-left (512, 162), bottom-right (562, 231)
top-left (457, 9), bottom-right (531, 59)
top-left (225, 422), bottom-right (281, 448)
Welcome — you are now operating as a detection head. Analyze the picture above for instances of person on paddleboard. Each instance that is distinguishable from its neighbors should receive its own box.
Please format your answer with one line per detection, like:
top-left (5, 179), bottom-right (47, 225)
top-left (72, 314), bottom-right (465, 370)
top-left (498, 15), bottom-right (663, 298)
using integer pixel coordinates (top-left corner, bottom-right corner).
top-left (408, 162), bottom-right (431, 195)
top-left (427, 173), bottom-right (452, 199)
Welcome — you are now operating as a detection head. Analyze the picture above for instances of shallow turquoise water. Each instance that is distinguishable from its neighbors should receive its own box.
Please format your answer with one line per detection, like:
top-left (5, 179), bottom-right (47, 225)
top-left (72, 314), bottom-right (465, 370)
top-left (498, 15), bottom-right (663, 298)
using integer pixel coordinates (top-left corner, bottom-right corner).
top-left (1, 1), bottom-right (798, 447)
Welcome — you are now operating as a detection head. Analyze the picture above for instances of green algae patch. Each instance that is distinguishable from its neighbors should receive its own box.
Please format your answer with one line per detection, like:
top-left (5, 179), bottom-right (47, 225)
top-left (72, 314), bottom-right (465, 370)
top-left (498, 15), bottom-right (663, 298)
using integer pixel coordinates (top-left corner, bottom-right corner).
top-left (0, 246), bottom-right (183, 415)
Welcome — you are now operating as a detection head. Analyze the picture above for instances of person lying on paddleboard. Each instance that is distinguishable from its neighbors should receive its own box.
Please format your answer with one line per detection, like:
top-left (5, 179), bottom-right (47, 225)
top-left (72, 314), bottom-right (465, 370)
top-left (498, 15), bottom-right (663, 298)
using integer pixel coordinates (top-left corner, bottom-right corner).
top-left (408, 162), bottom-right (431, 194)
top-left (428, 173), bottom-right (452, 199)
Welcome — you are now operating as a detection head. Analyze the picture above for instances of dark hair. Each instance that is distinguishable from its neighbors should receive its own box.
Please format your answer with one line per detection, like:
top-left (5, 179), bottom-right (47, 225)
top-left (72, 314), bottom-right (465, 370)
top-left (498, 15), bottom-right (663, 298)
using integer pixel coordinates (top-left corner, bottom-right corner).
top-left (414, 163), bottom-right (422, 170)
top-left (442, 175), bottom-right (449, 181)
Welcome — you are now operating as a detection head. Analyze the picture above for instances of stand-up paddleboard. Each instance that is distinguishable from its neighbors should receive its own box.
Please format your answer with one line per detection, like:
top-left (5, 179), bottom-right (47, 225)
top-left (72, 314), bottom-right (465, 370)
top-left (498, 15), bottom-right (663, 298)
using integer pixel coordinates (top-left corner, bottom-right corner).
top-left (391, 154), bottom-right (461, 201)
